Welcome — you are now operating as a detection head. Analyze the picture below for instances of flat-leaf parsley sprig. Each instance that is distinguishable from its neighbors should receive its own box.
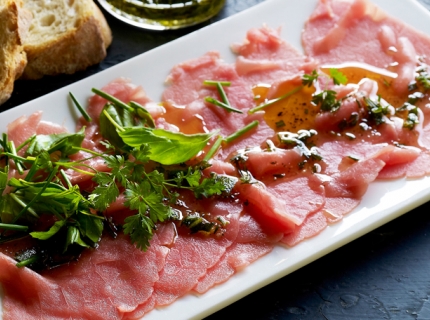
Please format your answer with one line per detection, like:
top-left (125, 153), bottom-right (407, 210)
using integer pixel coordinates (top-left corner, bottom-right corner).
top-left (89, 141), bottom-right (236, 251)
top-left (87, 89), bottom-right (237, 250)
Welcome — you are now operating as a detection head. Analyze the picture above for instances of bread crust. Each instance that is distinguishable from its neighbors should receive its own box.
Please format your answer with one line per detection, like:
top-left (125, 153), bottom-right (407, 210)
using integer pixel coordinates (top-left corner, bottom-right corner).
top-left (22, 1), bottom-right (113, 80)
top-left (93, 2), bottom-right (113, 49)
top-left (0, 0), bottom-right (30, 105)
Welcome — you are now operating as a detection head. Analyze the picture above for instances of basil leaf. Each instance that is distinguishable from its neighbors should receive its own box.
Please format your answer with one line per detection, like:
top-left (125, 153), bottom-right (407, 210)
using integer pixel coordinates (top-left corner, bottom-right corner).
top-left (130, 101), bottom-right (156, 128)
top-left (26, 128), bottom-right (85, 157)
top-left (119, 127), bottom-right (215, 165)
top-left (99, 103), bottom-right (133, 150)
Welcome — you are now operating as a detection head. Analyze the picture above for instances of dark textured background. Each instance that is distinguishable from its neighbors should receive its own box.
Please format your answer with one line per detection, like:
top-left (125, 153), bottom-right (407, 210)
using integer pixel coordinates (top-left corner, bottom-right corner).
top-left (3, 1), bottom-right (430, 319)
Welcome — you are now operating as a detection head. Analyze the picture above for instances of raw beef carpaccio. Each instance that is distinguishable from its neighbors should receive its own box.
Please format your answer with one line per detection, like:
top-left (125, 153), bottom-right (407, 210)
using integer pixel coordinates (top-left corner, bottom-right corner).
top-left (1, 0), bottom-right (430, 319)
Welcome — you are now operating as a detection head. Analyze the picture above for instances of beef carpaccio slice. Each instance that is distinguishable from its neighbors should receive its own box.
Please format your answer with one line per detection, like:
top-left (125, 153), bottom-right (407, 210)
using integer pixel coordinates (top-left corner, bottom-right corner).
top-left (302, 0), bottom-right (430, 94)
top-left (2, 0), bottom-right (430, 319)
top-left (302, 0), bottom-right (430, 181)
top-left (0, 233), bottom-right (168, 320)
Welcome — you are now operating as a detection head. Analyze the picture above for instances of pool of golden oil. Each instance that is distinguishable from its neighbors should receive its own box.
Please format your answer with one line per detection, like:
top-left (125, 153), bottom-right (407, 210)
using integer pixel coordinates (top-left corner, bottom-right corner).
top-left (256, 62), bottom-right (409, 133)
top-left (320, 62), bottom-right (407, 108)
top-left (253, 82), bottom-right (317, 133)
top-left (105, 0), bottom-right (225, 29)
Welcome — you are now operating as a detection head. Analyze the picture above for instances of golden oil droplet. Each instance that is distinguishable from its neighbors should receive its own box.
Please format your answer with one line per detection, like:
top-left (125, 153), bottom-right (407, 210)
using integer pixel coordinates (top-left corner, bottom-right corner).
top-left (262, 80), bottom-right (317, 132)
top-left (252, 83), bottom-right (271, 105)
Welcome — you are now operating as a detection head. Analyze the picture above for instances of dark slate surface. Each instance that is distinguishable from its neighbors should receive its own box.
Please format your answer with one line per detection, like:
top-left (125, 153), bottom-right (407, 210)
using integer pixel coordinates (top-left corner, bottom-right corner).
top-left (2, 1), bottom-right (430, 319)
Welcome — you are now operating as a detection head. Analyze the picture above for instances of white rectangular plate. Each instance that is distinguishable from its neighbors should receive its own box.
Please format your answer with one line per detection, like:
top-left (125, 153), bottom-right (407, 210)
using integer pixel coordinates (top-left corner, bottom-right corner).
top-left (1, 0), bottom-right (430, 319)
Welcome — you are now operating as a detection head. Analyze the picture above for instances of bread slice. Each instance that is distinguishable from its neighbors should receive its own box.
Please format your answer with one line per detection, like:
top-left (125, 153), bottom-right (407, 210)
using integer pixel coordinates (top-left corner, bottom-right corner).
top-left (21, 0), bottom-right (113, 79)
top-left (0, 0), bottom-right (31, 105)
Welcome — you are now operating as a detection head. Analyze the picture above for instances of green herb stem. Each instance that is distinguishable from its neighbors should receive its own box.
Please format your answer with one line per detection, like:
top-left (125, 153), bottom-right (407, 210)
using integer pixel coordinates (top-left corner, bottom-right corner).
top-left (92, 88), bottom-right (134, 113)
top-left (204, 135), bottom-right (223, 161)
top-left (16, 135), bottom-right (36, 152)
top-left (224, 120), bottom-right (259, 144)
top-left (8, 141), bottom-right (24, 174)
top-left (129, 101), bottom-right (156, 128)
top-left (70, 92), bottom-right (92, 122)
top-left (13, 166), bottom-right (59, 223)
top-left (16, 255), bottom-right (40, 268)
top-left (203, 80), bottom-right (231, 87)
top-left (60, 169), bottom-right (73, 189)
top-left (0, 133), bottom-right (7, 150)
top-left (9, 193), bottom-right (39, 218)
top-left (1, 152), bottom-right (31, 164)
top-left (205, 97), bottom-right (243, 114)
top-left (102, 110), bottom-right (126, 132)
top-left (62, 166), bottom-right (96, 177)
top-left (70, 146), bottom-right (103, 157)
top-left (216, 82), bottom-right (231, 106)
top-left (0, 223), bottom-right (29, 232)
top-left (249, 85), bottom-right (303, 114)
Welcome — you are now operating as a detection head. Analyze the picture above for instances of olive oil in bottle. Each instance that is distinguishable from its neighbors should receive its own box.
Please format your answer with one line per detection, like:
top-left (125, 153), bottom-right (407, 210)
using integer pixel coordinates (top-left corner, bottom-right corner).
top-left (98, 0), bottom-right (226, 30)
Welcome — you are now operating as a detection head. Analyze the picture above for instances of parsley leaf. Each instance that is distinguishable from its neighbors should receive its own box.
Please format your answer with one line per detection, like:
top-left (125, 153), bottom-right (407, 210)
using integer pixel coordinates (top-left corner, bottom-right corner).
top-left (312, 90), bottom-right (341, 112)
top-left (123, 214), bottom-right (153, 251)
top-left (363, 96), bottom-right (390, 125)
top-left (90, 172), bottom-right (120, 212)
top-left (302, 70), bottom-right (319, 87)
top-left (193, 174), bottom-right (236, 198)
top-left (329, 68), bottom-right (348, 85)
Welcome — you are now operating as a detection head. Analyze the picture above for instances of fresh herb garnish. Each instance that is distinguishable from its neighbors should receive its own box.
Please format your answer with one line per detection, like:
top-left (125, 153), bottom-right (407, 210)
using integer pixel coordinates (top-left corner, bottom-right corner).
top-left (25, 128), bottom-right (85, 157)
top-left (224, 120), bottom-right (259, 144)
top-left (0, 87), bottom-right (237, 267)
top-left (0, 147), bottom-right (104, 258)
top-left (204, 97), bottom-right (243, 113)
top-left (363, 96), bottom-right (390, 125)
top-left (248, 85), bottom-right (302, 114)
top-left (202, 121), bottom-right (260, 161)
top-left (230, 153), bottom-right (258, 184)
top-left (69, 92), bottom-right (92, 122)
top-left (312, 90), bottom-right (342, 112)
top-left (404, 112), bottom-right (419, 129)
top-left (338, 112), bottom-right (359, 131)
top-left (302, 70), bottom-right (319, 87)
top-left (396, 101), bottom-right (420, 130)
top-left (278, 130), bottom-right (322, 162)
top-left (204, 135), bottom-right (224, 161)
top-left (87, 129), bottom-right (236, 250)
top-left (204, 80), bottom-right (243, 114)
top-left (119, 127), bottom-right (215, 165)
top-left (90, 147), bottom-right (235, 250)
top-left (275, 120), bottom-right (286, 128)
top-left (97, 98), bottom-right (217, 165)
top-left (416, 64), bottom-right (430, 90)
top-left (329, 68), bottom-right (348, 85)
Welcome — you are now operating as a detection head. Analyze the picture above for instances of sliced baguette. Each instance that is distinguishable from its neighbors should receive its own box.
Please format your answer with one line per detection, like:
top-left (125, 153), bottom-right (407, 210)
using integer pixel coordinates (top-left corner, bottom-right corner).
top-left (22, 0), bottom-right (113, 79)
top-left (0, 0), bottom-right (31, 105)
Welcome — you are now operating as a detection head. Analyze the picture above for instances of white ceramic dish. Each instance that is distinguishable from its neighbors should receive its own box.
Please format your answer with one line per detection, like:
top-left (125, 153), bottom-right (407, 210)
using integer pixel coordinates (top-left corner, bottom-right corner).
top-left (1, 0), bottom-right (430, 319)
